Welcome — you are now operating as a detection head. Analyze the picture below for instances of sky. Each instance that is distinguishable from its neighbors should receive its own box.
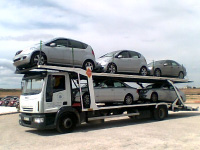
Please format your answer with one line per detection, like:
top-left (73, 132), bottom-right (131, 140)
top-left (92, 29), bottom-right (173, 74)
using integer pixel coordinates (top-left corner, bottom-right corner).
top-left (0, 0), bottom-right (200, 89)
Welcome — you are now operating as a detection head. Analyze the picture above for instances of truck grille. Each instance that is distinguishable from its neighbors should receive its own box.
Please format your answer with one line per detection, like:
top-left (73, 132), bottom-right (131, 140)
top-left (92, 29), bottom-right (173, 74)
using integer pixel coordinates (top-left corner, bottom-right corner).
top-left (22, 107), bottom-right (33, 112)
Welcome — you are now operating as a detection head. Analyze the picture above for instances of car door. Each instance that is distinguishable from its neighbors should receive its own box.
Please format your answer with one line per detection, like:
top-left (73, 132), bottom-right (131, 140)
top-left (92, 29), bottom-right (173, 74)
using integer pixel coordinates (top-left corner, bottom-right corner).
top-left (95, 80), bottom-right (115, 102)
top-left (68, 40), bottom-right (85, 66)
top-left (171, 61), bottom-right (180, 76)
top-left (113, 81), bottom-right (127, 102)
top-left (114, 51), bottom-right (130, 72)
top-left (159, 84), bottom-right (174, 101)
top-left (129, 51), bottom-right (141, 72)
top-left (45, 39), bottom-right (71, 65)
top-left (162, 60), bottom-right (172, 76)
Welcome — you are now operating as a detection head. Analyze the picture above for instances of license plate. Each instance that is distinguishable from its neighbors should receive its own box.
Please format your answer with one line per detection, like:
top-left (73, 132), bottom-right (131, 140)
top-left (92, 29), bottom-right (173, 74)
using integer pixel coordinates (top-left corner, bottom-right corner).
top-left (23, 117), bottom-right (30, 121)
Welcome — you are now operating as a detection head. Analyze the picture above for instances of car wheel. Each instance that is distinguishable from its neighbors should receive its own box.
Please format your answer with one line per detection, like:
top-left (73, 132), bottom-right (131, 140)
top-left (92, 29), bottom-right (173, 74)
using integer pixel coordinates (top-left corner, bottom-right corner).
top-left (124, 94), bottom-right (133, 105)
top-left (140, 67), bottom-right (148, 76)
top-left (153, 105), bottom-right (168, 121)
top-left (83, 60), bottom-right (94, 71)
top-left (151, 93), bottom-right (158, 103)
top-left (107, 63), bottom-right (117, 74)
top-left (56, 113), bottom-right (76, 133)
top-left (31, 52), bottom-right (47, 66)
top-left (178, 72), bottom-right (184, 79)
top-left (154, 69), bottom-right (161, 77)
top-left (82, 93), bottom-right (91, 108)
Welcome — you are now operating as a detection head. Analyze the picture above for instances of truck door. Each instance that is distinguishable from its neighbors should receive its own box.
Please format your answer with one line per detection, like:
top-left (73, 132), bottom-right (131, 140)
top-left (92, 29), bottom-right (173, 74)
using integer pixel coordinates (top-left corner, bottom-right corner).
top-left (45, 74), bottom-right (71, 112)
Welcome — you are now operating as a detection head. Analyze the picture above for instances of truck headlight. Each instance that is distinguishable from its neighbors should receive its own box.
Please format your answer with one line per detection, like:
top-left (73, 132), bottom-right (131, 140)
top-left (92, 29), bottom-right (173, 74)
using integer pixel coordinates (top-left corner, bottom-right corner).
top-left (34, 118), bottom-right (44, 123)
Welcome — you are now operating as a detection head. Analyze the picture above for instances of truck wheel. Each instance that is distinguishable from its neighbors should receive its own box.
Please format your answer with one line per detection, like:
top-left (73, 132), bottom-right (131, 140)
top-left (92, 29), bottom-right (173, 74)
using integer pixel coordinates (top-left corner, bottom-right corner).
top-left (83, 93), bottom-right (91, 108)
top-left (153, 105), bottom-right (168, 121)
top-left (56, 114), bottom-right (76, 133)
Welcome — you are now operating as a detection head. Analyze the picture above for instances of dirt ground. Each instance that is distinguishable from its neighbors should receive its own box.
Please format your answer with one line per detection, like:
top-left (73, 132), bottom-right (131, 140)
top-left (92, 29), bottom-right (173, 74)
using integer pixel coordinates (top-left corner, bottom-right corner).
top-left (0, 89), bottom-right (21, 98)
top-left (0, 104), bottom-right (200, 150)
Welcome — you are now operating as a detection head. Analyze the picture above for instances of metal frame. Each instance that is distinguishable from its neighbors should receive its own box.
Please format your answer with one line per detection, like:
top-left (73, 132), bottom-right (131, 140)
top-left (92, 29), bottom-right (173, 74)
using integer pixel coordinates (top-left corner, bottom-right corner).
top-left (17, 65), bottom-right (198, 112)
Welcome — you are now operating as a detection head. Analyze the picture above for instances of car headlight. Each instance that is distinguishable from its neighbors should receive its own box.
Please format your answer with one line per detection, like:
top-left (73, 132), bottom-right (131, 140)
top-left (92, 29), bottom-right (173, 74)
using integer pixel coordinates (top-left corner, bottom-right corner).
top-left (148, 66), bottom-right (152, 70)
top-left (34, 118), bottom-right (44, 123)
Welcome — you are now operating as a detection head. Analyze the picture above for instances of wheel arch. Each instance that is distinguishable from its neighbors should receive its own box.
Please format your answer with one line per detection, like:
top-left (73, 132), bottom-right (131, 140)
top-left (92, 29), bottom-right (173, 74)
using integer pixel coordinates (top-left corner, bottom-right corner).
top-left (55, 106), bottom-right (80, 127)
top-left (178, 71), bottom-right (184, 78)
top-left (125, 93), bottom-right (134, 100)
top-left (83, 59), bottom-right (95, 66)
top-left (31, 51), bottom-right (48, 62)
top-left (154, 68), bottom-right (162, 75)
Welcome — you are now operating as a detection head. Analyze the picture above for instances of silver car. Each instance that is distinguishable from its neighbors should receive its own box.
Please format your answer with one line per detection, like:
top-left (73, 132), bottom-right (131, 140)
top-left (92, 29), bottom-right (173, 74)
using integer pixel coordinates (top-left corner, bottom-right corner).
top-left (74, 80), bottom-right (139, 108)
top-left (97, 50), bottom-right (148, 75)
top-left (13, 37), bottom-right (96, 71)
top-left (148, 60), bottom-right (187, 79)
top-left (139, 83), bottom-right (186, 103)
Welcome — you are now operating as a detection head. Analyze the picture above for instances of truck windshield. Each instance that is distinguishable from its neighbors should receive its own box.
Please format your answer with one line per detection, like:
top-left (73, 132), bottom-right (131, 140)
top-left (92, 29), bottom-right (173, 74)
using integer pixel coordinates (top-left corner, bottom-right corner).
top-left (22, 78), bottom-right (44, 95)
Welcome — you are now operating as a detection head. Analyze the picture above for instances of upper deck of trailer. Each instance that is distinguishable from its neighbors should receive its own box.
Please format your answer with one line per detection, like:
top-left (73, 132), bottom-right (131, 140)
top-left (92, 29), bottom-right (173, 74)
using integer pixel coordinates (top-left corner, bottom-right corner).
top-left (16, 65), bottom-right (190, 84)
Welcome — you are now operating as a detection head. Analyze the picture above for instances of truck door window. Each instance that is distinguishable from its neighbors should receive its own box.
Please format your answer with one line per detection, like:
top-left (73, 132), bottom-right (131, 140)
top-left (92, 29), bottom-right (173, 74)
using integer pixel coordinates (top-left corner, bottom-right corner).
top-left (46, 75), bottom-right (65, 102)
top-left (53, 75), bottom-right (65, 93)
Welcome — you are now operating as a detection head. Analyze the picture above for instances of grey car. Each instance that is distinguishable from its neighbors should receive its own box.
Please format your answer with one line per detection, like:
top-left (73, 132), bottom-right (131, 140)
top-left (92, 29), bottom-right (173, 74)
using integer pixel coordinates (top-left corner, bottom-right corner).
top-left (74, 79), bottom-right (139, 108)
top-left (148, 60), bottom-right (187, 79)
top-left (139, 83), bottom-right (186, 103)
top-left (97, 50), bottom-right (148, 75)
top-left (13, 37), bottom-right (96, 71)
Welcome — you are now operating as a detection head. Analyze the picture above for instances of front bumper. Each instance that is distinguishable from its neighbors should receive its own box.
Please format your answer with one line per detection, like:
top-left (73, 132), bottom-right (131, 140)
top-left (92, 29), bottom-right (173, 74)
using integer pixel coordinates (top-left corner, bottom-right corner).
top-left (19, 113), bottom-right (56, 130)
top-left (13, 54), bottom-right (31, 67)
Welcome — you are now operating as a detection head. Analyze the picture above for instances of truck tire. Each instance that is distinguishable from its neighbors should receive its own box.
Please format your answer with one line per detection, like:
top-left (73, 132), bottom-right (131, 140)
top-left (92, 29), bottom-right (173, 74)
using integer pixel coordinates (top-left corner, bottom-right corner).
top-left (153, 105), bottom-right (168, 121)
top-left (56, 113), bottom-right (76, 133)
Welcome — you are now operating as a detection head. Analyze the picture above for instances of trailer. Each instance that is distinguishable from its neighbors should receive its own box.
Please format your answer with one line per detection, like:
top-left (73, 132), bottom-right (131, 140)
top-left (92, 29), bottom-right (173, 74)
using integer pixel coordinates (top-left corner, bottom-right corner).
top-left (17, 65), bottom-right (198, 133)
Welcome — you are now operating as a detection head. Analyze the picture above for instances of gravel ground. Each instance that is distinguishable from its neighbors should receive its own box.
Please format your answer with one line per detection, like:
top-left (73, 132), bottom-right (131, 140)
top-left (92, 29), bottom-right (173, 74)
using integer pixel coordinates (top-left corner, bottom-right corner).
top-left (0, 104), bottom-right (200, 150)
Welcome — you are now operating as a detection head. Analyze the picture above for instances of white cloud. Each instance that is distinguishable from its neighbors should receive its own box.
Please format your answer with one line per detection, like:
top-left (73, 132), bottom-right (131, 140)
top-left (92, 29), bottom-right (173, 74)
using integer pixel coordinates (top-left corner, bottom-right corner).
top-left (0, 0), bottom-right (200, 88)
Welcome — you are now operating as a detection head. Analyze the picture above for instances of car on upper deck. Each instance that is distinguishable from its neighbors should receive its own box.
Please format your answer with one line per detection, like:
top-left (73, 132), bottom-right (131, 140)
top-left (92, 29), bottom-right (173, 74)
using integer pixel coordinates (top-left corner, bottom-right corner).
top-left (148, 60), bottom-right (187, 79)
top-left (13, 37), bottom-right (97, 71)
top-left (97, 50), bottom-right (148, 75)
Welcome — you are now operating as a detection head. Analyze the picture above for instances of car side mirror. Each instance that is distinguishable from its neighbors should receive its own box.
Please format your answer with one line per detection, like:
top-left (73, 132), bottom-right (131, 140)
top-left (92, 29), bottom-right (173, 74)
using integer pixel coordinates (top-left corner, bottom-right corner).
top-left (117, 55), bottom-right (123, 58)
top-left (50, 43), bottom-right (56, 47)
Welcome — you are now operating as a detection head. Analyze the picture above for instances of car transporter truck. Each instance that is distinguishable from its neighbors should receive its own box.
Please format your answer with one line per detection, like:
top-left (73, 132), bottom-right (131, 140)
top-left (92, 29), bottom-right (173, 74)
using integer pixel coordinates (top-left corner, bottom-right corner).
top-left (17, 65), bottom-right (198, 133)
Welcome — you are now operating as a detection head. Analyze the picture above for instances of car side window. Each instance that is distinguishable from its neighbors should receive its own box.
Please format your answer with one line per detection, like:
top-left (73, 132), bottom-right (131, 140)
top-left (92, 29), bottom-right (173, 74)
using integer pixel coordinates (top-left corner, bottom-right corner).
top-left (165, 60), bottom-right (172, 66)
top-left (52, 39), bottom-right (69, 47)
top-left (171, 61), bottom-right (179, 66)
top-left (129, 51), bottom-right (139, 58)
top-left (114, 81), bottom-right (125, 88)
top-left (68, 40), bottom-right (85, 49)
top-left (101, 80), bottom-right (114, 88)
top-left (118, 51), bottom-right (129, 58)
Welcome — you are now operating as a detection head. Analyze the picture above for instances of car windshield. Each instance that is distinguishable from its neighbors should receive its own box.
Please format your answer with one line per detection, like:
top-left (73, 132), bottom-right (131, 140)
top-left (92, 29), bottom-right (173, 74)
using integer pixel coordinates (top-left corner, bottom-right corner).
top-left (100, 51), bottom-right (117, 58)
top-left (22, 78), bottom-right (44, 95)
